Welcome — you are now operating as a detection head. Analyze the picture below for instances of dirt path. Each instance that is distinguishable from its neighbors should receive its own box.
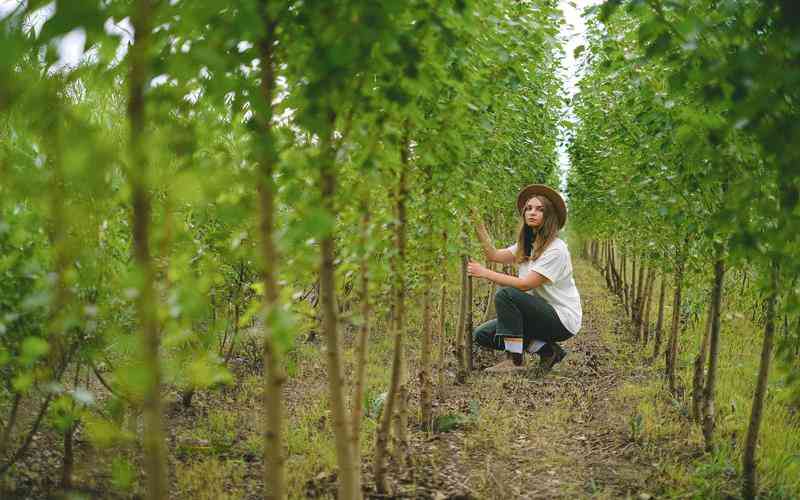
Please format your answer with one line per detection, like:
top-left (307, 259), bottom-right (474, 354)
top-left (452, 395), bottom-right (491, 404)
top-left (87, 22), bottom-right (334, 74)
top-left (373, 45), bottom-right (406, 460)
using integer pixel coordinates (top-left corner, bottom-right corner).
top-left (372, 258), bottom-right (661, 499)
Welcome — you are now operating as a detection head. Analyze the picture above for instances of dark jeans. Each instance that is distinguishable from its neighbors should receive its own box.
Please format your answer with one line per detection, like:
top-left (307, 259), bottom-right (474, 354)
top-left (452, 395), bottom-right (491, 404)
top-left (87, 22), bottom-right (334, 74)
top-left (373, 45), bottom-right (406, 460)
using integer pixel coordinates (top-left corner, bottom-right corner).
top-left (473, 286), bottom-right (573, 353)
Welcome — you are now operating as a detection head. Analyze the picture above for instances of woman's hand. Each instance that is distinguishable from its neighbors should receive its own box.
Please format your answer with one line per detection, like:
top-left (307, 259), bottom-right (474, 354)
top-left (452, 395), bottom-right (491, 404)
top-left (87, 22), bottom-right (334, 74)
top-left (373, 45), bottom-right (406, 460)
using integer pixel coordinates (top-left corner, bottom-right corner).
top-left (467, 260), bottom-right (489, 279)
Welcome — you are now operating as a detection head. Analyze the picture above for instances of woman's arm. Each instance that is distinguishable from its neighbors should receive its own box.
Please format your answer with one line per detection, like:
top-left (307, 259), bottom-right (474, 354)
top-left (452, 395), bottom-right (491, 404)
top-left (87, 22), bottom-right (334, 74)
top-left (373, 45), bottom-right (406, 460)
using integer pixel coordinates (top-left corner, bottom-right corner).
top-left (475, 220), bottom-right (516, 265)
top-left (467, 261), bottom-right (550, 291)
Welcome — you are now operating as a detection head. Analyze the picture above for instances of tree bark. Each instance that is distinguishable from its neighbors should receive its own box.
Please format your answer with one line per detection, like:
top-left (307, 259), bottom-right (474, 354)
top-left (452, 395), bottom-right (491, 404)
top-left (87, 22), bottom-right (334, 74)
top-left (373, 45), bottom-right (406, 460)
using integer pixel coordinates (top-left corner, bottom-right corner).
top-left (652, 276), bottom-right (667, 360)
top-left (61, 421), bottom-right (74, 490)
top-left (373, 139), bottom-right (409, 494)
top-left (610, 243), bottom-right (621, 294)
top-left (692, 300), bottom-right (714, 423)
top-left (128, 2), bottom-right (167, 497)
top-left (0, 394), bottom-right (21, 459)
top-left (621, 252), bottom-right (629, 314)
top-left (350, 193), bottom-right (371, 470)
top-left (631, 255), bottom-right (639, 322)
top-left (702, 251), bottom-right (726, 450)
top-left (638, 269), bottom-right (655, 343)
top-left (391, 138), bottom-right (411, 471)
top-left (319, 130), bottom-right (359, 499)
top-left (437, 230), bottom-right (448, 397)
top-left (60, 362), bottom-right (82, 490)
top-left (667, 240), bottom-right (688, 394)
top-left (482, 262), bottom-right (497, 323)
top-left (437, 280), bottom-right (447, 397)
top-left (465, 272), bottom-right (474, 372)
top-left (420, 165), bottom-right (434, 430)
top-left (635, 261), bottom-right (646, 326)
top-left (455, 255), bottom-right (468, 383)
top-left (256, 13), bottom-right (287, 500)
top-left (0, 343), bottom-right (74, 477)
top-left (742, 261), bottom-right (779, 500)
top-left (420, 285), bottom-right (433, 431)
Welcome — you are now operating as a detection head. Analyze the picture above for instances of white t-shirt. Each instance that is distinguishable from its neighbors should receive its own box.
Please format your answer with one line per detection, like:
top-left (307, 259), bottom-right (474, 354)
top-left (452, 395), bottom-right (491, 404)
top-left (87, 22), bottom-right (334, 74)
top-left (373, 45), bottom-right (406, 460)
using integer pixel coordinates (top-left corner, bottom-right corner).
top-left (506, 238), bottom-right (582, 335)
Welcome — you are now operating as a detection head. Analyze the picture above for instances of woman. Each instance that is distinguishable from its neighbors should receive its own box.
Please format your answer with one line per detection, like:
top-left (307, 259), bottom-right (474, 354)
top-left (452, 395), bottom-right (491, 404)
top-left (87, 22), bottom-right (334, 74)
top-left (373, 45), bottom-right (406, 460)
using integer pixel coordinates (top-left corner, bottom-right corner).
top-left (468, 184), bottom-right (582, 373)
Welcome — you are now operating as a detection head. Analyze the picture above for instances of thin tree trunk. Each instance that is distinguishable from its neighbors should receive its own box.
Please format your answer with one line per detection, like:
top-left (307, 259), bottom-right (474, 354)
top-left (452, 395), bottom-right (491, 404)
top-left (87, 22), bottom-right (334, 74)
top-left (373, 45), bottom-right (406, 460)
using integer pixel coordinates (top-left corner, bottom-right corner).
top-left (465, 271), bottom-right (473, 372)
top-left (0, 347), bottom-right (74, 477)
top-left (61, 420), bottom-right (74, 490)
top-left (0, 394), bottom-right (21, 461)
top-left (743, 261), bottom-right (779, 500)
top-left (437, 280), bottom-right (447, 397)
top-left (621, 253), bottom-right (629, 314)
top-left (437, 230), bottom-right (448, 396)
top-left (256, 13), bottom-right (287, 500)
top-left (455, 255), bottom-right (468, 383)
top-left (373, 313), bottom-right (401, 493)
top-left (373, 142), bottom-right (410, 494)
top-left (482, 262), bottom-right (497, 323)
top-left (391, 137), bottom-right (411, 471)
top-left (692, 300), bottom-right (714, 423)
top-left (223, 301), bottom-right (241, 364)
top-left (419, 161), bottom-right (434, 431)
top-left (631, 256), bottom-right (639, 322)
top-left (638, 269), bottom-right (655, 343)
top-left (635, 261), bottom-right (646, 325)
top-left (420, 284), bottom-right (433, 431)
top-left (350, 194), bottom-right (371, 469)
top-left (702, 252), bottom-right (726, 450)
top-left (61, 362), bottom-right (82, 490)
top-left (393, 382), bottom-right (409, 470)
top-left (652, 276), bottom-right (667, 360)
top-left (0, 394), bottom-right (55, 477)
top-left (604, 241), bottom-right (613, 290)
top-left (667, 240), bottom-right (688, 394)
top-left (610, 243), bottom-right (620, 294)
top-left (319, 141), bottom-right (359, 499)
top-left (128, 2), bottom-right (167, 497)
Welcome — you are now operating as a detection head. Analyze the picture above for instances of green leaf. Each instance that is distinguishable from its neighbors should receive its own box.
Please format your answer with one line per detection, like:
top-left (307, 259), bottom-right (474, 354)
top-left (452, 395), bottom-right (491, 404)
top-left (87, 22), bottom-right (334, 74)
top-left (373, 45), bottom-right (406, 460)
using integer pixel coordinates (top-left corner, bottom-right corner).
top-left (12, 373), bottom-right (34, 392)
top-left (21, 336), bottom-right (49, 364)
top-left (433, 412), bottom-right (468, 433)
top-left (303, 207), bottom-right (335, 239)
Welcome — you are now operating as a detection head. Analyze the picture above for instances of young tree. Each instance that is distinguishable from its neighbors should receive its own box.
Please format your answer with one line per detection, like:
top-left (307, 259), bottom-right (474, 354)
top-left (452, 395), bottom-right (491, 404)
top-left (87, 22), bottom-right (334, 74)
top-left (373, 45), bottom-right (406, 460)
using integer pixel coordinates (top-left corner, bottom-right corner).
top-left (127, 1), bottom-right (168, 496)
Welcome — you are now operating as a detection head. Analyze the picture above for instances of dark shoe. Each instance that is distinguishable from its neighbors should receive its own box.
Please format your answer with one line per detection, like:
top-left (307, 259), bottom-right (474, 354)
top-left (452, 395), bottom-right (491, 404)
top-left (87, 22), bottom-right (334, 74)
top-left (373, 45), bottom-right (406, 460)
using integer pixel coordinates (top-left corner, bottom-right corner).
top-left (538, 343), bottom-right (567, 372)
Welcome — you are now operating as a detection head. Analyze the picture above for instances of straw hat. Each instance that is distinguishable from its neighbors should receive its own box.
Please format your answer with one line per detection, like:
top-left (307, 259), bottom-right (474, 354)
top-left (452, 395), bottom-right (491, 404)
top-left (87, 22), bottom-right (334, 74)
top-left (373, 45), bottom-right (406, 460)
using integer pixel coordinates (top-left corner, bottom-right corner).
top-left (516, 184), bottom-right (567, 229)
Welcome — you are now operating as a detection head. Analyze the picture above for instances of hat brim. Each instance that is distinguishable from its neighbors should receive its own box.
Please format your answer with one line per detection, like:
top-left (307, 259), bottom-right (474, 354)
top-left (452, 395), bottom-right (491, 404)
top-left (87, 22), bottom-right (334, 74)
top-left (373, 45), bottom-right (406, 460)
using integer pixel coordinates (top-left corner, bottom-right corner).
top-left (516, 184), bottom-right (567, 229)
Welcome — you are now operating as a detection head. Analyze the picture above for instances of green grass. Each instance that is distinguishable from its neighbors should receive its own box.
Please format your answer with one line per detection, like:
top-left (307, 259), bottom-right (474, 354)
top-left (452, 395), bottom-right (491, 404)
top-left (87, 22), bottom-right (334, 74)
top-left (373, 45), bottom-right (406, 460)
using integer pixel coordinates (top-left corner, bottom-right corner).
top-left (619, 289), bottom-right (800, 498)
top-left (174, 457), bottom-right (245, 500)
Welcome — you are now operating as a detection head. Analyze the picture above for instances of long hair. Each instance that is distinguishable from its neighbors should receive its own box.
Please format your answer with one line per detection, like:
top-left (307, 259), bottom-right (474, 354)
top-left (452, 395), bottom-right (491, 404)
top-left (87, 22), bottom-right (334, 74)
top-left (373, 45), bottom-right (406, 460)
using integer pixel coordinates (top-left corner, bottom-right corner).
top-left (514, 195), bottom-right (560, 263)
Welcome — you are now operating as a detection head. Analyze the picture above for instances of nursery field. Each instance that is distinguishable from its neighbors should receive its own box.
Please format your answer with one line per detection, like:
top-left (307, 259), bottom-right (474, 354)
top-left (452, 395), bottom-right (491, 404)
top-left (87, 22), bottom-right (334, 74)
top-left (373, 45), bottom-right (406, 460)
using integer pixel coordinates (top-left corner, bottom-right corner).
top-left (1, 0), bottom-right (799, 499)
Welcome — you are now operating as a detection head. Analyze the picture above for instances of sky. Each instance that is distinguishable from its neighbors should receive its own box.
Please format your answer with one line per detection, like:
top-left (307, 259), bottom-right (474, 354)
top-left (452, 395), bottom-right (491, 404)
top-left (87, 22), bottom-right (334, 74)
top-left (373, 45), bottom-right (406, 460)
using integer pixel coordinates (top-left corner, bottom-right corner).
top-left (556, 0), bottom-right (604, 192)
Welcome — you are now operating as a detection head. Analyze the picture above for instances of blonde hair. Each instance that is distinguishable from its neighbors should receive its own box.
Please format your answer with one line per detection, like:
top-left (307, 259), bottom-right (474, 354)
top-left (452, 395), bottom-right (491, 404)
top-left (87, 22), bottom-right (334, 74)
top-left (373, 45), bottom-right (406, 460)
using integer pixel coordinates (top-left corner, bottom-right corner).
top-left (514, 195), bottom-right (559, 263)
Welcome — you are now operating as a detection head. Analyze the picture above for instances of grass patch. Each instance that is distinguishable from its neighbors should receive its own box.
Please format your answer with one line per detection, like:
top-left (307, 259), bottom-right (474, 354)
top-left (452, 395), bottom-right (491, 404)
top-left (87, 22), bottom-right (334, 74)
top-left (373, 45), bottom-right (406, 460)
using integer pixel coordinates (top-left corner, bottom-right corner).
top-left (616, 289), bottom-right (800, 498)
top-left (175, 458), bottom-right (245, 499)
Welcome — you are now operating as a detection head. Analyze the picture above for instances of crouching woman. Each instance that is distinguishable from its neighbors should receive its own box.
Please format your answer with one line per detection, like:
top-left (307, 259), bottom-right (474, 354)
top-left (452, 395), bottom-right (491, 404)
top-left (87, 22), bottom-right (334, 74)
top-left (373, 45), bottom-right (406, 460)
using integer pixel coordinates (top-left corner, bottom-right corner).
top-left (468, 184), bottom-right (582, 373)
